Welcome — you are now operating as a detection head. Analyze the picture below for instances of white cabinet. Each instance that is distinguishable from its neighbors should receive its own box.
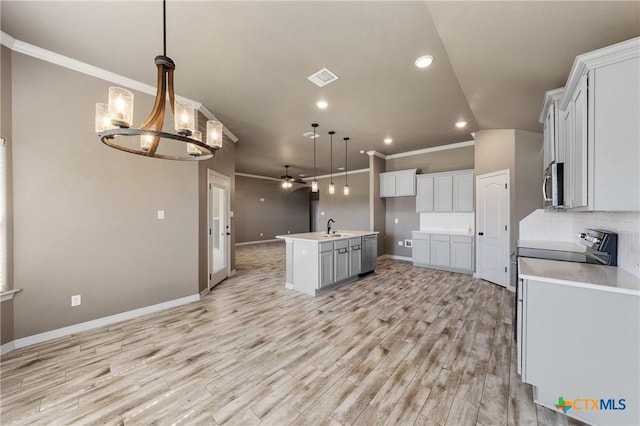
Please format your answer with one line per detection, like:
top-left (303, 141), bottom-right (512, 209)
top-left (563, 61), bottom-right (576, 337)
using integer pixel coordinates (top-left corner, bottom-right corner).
top-left (416, 170), bottom-right (474, 213)
top-left (319, 243), bottom-right (334, 288)
top-left (453, 173), bottom-right (474, 212)
top-left (349, 238), bottom-right (362, 276)
top-left (450, 236), bottom-right (473, 271)
top-left (334, 240), bottom-right (350, 282)
top-left (540, 88), bottom-right (565, 170)
top-left (379, 169), bottom-right (417, 197)
top-left (412, 233), bottom-right (430, 266)
top-left (518, 274), bottom-right (639, 426)
top-left (434, 175), bottom-right (453, 212)
top-left (415, 175), bottom-right (434, 212)
top-left (554, 37), bottom-right (640, 211)
top-left (412, 232), bottom-right (473, 273)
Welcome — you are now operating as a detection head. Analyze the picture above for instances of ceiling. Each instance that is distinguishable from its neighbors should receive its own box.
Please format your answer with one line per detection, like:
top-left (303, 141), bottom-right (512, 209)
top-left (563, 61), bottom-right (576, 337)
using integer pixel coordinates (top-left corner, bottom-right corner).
top-left (2, 1), bottom-right (639, 179)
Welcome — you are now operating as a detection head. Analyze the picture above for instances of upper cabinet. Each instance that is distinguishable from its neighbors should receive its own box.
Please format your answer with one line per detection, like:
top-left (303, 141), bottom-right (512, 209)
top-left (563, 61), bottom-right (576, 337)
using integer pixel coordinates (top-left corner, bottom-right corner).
top-left (540, 88), bottom-right (565, 170)
top-left (379, 169), bottom-right (417, 197)
top-left (542, 37), bottom-right (640, 211)
top-left (416, 170), bottom-right (474, 212)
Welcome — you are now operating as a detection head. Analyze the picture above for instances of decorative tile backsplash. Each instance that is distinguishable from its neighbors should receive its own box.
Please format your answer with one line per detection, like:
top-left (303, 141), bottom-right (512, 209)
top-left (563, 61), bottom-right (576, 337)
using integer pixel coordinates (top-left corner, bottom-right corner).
top-left (520, 209), bottom-right (640, 277)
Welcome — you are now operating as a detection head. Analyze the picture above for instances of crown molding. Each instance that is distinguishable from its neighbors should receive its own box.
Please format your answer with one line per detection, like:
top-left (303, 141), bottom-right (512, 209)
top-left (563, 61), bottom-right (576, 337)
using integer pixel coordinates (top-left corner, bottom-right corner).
top-left (560, 37), bottom-right (639, 111)
top-left (305, 168), bottom-right (370, 181)
top-left (385, 140), bottom-right (474, 160)
top-left (366, 151), bottom-right (387, 159)
top-left (0, 31), bottom-right (238, 143)
top-left (539, 87), bottom-right (564, 123)
top-left (235, 172), bottom-right (281, 182)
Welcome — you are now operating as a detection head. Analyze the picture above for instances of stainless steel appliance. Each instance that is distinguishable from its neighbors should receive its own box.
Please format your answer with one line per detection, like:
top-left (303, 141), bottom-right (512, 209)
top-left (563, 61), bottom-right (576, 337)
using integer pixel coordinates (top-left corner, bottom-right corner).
top-left (515, 228), bottom-right (618, 340)
top-left (360, 234), bottom-right (378, 275)
top-left (543, 162), bottom-right (564, 209)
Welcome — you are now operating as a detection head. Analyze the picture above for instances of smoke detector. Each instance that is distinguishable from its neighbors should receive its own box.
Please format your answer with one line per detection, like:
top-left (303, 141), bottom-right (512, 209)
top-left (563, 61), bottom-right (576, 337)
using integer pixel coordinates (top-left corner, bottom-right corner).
top-left (307, 68), bottom-right (339, 87)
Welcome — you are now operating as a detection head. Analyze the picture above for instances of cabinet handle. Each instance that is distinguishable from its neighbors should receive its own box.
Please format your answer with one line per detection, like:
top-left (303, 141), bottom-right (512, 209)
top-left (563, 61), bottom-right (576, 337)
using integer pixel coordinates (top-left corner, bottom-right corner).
top-left (478, 232), bottom-right (484, 236)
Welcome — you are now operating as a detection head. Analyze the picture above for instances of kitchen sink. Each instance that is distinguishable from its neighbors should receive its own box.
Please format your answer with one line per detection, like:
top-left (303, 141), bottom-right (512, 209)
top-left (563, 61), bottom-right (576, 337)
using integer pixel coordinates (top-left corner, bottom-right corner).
top-left (321, 233), bottom-right (354, 238)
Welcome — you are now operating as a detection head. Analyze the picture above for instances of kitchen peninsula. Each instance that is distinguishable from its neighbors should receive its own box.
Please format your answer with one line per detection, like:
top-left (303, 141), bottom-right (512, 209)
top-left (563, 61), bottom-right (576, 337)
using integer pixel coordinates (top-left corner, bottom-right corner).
top-left (276, 231), bottom-right (378, 296)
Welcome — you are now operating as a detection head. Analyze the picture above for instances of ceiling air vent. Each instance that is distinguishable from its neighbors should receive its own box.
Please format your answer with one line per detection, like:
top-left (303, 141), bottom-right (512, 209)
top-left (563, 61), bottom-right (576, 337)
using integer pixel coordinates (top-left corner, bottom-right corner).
top-left (307, 68), bottom-right (339, 87)
top-left (303, 132), bottom-right (320, 139)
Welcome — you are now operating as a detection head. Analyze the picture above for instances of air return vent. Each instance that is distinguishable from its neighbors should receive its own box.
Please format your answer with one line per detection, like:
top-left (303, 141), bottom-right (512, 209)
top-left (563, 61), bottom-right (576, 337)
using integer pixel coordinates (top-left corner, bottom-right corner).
top-left (307, 68), bottom-right (339, 87)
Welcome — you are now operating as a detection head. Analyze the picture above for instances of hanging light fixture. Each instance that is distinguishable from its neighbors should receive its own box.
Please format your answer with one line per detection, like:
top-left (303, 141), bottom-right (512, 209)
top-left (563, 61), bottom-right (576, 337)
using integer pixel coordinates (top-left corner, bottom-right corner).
top-left (343, 137), bottom-right (350, 195)
top-left (311, 123), bottom-right (319, 192)
top-left (95, 0), bottom-right (222, 161)
top-left (328, 131), bottom-right (335, 194)
top-left (281, 165), bottom-right (293, 189)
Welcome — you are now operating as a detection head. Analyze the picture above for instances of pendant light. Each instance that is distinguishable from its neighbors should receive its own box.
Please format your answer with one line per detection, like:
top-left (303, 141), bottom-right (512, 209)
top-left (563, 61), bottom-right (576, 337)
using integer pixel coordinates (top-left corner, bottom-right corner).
top-left (311, 123), bottom-right (319, 192)
top-left (328, 131), bottom-right (335, 194)
top-left (95, 0), bottom-right (222, 160)
top-left (343, 137), bottom-right (350, 195)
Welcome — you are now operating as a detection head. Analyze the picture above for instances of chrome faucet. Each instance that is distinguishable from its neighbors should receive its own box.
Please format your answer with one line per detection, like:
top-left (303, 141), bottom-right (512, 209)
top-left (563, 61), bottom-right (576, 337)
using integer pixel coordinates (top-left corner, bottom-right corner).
top-left (326, 218), bottom-right (335, 235)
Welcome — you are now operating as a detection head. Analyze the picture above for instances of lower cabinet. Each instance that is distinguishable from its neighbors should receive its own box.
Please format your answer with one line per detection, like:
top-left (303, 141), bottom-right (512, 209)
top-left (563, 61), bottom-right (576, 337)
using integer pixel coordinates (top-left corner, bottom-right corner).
top-left (319, 242), bottom-right (335, 288)
top-left (318, 237), bottom-right (364, 289)
top-left (412, 232), bottom-right (474, 274)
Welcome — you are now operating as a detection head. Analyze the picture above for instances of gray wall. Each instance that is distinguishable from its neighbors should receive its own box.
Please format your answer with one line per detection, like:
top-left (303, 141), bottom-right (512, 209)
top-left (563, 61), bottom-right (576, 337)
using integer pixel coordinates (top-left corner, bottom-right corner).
top-left (9, 51), bottom-right (208, 338)
top-left (383, 146), bottom-right (475, 256)
top-left (474, 129), bottom-right (543, 286)
top-left (317, 171), bottom-right (370, 232)
top-left (235, 175), bottom-right (310, 243)
top-left (1, 45), bottom-right (13, 344)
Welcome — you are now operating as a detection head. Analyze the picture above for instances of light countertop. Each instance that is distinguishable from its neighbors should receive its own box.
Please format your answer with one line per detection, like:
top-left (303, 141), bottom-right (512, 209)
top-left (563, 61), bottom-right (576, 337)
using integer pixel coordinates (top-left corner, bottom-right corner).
top-left (519, 257), bottom-right (639, 295)
top-left (518, 239), bottom-right (585, 253)
top-left (413, 229), bottom-right (474, 236)
top-left (276, 230), bottom-right (378, 242)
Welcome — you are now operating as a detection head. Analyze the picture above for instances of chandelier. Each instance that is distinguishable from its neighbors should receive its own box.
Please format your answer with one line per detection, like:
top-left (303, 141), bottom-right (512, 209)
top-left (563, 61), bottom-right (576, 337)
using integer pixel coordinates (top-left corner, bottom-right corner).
top-left (94, 0), bottom-right (222, 160)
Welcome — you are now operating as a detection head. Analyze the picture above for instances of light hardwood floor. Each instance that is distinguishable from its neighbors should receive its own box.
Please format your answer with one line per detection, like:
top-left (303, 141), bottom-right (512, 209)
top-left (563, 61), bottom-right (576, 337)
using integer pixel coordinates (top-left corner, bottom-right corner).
top-left (1, 242), bottom-right (584, 425)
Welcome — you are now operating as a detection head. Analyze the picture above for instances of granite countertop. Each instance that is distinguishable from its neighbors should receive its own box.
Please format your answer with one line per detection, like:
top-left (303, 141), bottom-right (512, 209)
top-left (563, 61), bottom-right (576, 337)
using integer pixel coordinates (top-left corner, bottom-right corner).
top-left (413, 229), bottom-right (474, 236)
top-left (518, 257), bottom-right (640, 295)
top-left (276, 230), bottom-right (378, 242)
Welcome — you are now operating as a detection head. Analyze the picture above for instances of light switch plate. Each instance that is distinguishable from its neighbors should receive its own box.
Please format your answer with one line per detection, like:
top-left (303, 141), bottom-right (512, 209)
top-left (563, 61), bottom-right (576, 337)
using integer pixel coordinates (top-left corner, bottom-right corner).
top-left (405, 239), bottom-right (413, 247)
top-left (394, 218), bottom-right (399, 224)
top-left (71, 295), bottom-right (81, 306)
top-left (398, 241), bottom-right (403, 246)
top-left (157, 210), bottom-right (165, 220)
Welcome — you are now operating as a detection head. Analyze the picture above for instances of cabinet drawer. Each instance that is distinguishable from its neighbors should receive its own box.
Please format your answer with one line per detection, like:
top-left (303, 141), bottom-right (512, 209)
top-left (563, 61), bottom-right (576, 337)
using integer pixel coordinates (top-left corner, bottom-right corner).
top-left (349, 237), bottom-right (362, 247)
top-left (412, 232), bottom-right (431, 241)
top-left (319, 241), bottom-right (334, 253)
top-left (334, 239), bottom-right (349, 249)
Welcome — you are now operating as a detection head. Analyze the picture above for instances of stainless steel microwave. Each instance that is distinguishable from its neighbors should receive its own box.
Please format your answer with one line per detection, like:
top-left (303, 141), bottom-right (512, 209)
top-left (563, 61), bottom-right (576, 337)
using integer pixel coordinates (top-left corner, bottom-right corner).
top-left (543, 162), bottom-right (564, 208)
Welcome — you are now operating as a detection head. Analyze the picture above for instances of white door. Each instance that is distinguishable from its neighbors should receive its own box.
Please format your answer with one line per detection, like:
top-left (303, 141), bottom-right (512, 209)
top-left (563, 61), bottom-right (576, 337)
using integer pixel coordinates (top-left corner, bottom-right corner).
top-left (208, 170), bottom-right (230, 289)
top-left (476, 170), bottom-right (510, 288)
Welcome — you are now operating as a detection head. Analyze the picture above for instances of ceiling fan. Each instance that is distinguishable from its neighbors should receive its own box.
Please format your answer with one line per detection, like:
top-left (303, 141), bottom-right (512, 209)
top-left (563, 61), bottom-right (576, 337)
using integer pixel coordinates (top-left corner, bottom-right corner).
top-left (280, 165), bottom-right (307, 190)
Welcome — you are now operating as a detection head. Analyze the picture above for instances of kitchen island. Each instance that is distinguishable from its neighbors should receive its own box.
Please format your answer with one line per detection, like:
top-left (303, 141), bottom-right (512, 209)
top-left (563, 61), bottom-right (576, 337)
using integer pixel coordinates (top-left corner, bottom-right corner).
top-left (276, 231), bottom-right (378, 296)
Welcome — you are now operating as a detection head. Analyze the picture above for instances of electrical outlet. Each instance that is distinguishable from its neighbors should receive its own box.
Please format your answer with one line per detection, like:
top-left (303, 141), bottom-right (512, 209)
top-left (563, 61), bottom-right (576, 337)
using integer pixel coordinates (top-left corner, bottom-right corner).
top-left (260, 232), bottom-right (264, 237)
top-left (398, 241), bottom-right (403, 246)
top-left (157, 210), bottom-right (165, 220)
top-left (71, 294), bottom-right (81, 307)
top-left (394, 218), bottom-right (399, 224)
top-left (287, 230), bottom-right (291, 234)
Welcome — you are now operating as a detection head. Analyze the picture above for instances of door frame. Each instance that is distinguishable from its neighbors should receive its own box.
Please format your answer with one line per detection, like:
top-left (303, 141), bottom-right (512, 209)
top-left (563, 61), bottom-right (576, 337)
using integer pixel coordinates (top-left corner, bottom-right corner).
top-left (208, 169), bottom-right (231, 292)
top-left (475, 169), bottom-right (511, 288)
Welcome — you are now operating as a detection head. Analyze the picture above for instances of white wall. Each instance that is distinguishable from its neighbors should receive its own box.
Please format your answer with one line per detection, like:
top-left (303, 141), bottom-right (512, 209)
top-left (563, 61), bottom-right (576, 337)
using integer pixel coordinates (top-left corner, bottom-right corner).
top-left (520, 209), bottom-right (640, 277)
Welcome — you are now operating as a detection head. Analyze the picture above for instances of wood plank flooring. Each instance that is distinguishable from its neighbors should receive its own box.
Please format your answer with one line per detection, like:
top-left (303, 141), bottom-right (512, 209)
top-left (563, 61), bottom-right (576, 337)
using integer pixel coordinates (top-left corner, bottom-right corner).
top-left (1, 242), bottom-right (585, 425)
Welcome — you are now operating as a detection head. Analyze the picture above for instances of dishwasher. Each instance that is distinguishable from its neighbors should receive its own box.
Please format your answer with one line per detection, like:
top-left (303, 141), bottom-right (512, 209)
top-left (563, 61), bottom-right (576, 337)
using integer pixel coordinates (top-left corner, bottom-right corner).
top-left (360, 234), bottom-right (378, 275)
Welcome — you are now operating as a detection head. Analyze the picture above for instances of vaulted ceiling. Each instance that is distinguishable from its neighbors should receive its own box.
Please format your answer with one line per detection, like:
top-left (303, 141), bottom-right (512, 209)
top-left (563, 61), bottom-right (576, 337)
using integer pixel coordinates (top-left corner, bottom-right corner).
top-left (2, 1), bottom-right (638, 178)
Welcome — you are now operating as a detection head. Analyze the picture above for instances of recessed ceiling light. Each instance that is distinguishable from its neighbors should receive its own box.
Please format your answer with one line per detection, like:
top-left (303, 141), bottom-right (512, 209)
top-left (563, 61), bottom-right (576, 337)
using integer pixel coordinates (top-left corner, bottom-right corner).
top-left (455, 121), bottom-right (467, 128)
top-left (384, 138), bottom-right (393, 144)
top-left (316, 100), bottom-right (328, 109)
top-left (415, 55), bottom-right (434, 69)
top-left (360, 150), bottom-right (365, 154)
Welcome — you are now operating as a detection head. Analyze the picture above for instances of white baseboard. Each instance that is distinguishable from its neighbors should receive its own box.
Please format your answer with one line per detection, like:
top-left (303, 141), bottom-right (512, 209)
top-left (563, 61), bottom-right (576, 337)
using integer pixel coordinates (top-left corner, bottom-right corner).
top-left (230, 269), bottom-right (237, 277)
top-left (383, 254), bottom-right (413, 262)
top-left (8, 294), bottom-right (200, 353)
top-left (0, 340), bottom-right (15, 356)
top-left (235, 239), bottom-right (281, 246)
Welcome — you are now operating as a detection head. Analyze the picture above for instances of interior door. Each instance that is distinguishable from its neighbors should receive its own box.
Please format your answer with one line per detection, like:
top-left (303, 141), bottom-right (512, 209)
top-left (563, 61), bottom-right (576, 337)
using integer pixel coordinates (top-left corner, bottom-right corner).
top-left (208, 170), bottom-right (230, 289)
top-left (476, 170), bottom-right (510, 288)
